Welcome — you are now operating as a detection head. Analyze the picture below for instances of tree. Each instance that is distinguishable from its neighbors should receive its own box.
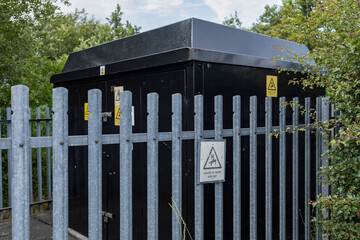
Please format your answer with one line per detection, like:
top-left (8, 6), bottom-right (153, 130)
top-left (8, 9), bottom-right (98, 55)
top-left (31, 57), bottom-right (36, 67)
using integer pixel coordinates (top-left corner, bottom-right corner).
top-left (75, 4), bottom-right (141, 50)
top-left (222, 11), bottom-right (243, 29)
top-left (0, 0), bottom-right (70, 107)
top-left (250, 4), bottom-right (282, 35)
top-left (0, 1), bottom-right (141, 107)
top-left (274, 0), bottom-right (360, 238)
top-left (107, 4), bottom-right (141, 39)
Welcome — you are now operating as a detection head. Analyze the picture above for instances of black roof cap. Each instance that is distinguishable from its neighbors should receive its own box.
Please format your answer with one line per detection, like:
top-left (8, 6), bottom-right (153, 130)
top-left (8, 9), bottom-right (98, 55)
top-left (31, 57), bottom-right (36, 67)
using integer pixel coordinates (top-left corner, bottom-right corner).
top-left (52, 18), bottom-right (309, 82)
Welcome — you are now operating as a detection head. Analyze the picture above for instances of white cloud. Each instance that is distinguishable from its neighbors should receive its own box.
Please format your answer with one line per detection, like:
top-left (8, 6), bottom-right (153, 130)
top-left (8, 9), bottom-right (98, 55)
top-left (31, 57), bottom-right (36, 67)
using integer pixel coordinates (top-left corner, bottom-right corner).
top-left (62, 0), bottom-right (184, 19)
top-left (141, 0), bottom-right (184, 15)
top-left (60, 0), bottom-right (283, 31)
top-left (115, 0), bottom-right (185, 16)
top-left (203, 0), bottom-right (282, 27)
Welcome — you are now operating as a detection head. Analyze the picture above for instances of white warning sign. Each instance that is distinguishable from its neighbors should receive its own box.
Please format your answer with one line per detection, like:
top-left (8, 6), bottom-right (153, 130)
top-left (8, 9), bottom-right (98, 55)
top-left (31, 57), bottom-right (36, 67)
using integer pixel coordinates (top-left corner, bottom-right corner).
top-left (114, 86), bottom-right (124, 107)
top-left (114, 86), bottom-right (124, 126)
top-left (199, 140), bottom-right (226, 184)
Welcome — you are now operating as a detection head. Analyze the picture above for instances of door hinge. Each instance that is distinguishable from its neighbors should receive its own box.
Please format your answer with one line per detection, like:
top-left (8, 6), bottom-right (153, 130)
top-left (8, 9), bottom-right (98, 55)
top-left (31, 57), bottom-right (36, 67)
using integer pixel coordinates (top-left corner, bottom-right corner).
top-left (102, 211), bottom-right (113, 222)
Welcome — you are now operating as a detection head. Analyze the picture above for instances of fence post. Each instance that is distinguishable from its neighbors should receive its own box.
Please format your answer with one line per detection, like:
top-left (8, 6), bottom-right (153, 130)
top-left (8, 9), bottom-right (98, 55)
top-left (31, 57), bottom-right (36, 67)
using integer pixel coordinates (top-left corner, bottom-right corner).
top-left (321, 98), bottom-right (330, 240)
top-left (120, 91), bottom-right (133, 240)
top-left (214, 95), bottom-right (223, 240)
top-left (88, 89), bottom-right (102, 240)
top-left (249, 96), bottom-right (257, 240)
top-left (0, 109), bottom-right (3, 220)
top-left (304, 98), bottom-right (311, 240)
top-left (172, 93), bottom-right (182, 240)
top-left (36, 107), bottom-right (43, 212)
top-left (29, 107), bottom-right (33, 214)
top-left (11, 85), bottom-right (30, 240)
top-left (315, 98), bottom-right (321, 240)
top-left (279, 97), bottom-right (286, 240)
top-left (52, 87), bottom-right (68, 240)
top-left (7, 108), bottom-right (12, 210)
top-left (233, 96), bottom-right (241, 240)
top-left (292, 98), bottom-right (299, 240)
top-left (194, 95), bottom-right (204, 240)
top-left (45, 107), bottom-right (51, 207)
top-left (147, 93), bottom-right (159, 240)
top-left (265, 97), bottom-right (272, 240)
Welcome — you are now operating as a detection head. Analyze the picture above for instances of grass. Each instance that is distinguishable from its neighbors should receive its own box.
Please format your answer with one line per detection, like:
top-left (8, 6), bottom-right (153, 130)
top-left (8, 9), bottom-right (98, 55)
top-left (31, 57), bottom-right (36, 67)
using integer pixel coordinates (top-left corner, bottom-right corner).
top-left (169, 197), bottom-right (193, 240)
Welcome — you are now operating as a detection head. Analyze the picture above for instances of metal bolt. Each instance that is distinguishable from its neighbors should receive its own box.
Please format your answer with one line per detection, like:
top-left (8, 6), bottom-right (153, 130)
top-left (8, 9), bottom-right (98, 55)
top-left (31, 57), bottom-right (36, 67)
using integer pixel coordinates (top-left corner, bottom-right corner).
top-left (200, 134), bottom-right (203, 138)
top-left (178, 136), bottom-right (181, 139)
top-left (220, 133), bottom-right (223, 137)
top-left (153, 137), bottom-right (157, 141)
top-left (60, 141), bottom-right (64, 145)
top-left (95, 140), bottom-right (99, 144)
top-left (238, 132), bottom-right (240, 135)
top-left (126, 138), bottom-right (130, 142)
top-left (19, 143), bottom-right (24, 147)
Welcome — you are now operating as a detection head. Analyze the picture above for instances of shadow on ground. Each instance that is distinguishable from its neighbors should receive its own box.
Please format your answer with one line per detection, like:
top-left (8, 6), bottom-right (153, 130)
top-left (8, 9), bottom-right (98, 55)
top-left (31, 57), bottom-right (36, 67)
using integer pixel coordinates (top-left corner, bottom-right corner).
top-left (0, 211), bottom-right (77, 240)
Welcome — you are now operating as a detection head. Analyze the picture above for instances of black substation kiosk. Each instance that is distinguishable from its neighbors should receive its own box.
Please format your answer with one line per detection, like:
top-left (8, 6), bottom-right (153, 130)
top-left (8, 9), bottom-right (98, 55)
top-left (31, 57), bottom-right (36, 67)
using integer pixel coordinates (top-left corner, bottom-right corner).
top-left (51, 18), bottom-right (323, 239)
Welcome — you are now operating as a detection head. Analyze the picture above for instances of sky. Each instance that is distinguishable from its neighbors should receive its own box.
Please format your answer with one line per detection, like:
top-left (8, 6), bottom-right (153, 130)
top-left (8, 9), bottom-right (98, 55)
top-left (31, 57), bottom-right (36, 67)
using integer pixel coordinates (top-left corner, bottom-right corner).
top-left (61, 0), bottom-right (283, 32)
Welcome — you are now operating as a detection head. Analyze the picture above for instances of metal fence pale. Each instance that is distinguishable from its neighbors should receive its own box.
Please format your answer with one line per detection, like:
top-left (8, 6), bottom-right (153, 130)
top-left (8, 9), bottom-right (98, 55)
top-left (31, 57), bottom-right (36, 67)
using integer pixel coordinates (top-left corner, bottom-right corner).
top-left (1, 85), bottom-right (333, 240)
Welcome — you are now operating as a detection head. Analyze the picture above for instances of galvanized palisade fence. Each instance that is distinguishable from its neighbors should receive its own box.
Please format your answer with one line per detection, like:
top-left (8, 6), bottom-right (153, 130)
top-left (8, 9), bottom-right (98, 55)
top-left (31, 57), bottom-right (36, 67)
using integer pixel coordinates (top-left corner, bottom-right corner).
top-left (0, 104), bottom-right (52, 219)
top-left (2, 85), bottom-right (331, 240)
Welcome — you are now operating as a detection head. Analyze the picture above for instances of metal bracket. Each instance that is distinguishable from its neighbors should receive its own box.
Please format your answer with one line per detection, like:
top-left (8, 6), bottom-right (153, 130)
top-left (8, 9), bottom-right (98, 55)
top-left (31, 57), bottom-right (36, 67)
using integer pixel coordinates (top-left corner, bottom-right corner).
top-left (102, 112), bottom-right (112, 122)
top-left (102, 211), bottom-right (113, 223)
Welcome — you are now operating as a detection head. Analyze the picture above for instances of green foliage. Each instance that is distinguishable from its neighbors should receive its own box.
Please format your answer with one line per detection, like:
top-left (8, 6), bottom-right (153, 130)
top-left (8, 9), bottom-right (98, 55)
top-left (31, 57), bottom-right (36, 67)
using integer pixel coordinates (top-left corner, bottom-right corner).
top-left (226, 0), bottom-right (360, 237)
top-left (107, 4), bottom-right (141, 39)
top-left (0, 0), bottom-right (68, 107)
top-left (251, 4), bottom-right (282, 35)
top-left (0, 0), bottom-right (140, 215)
top-left (223, 1), bottom-right (315, 36)
top-left (222, 11), bottom-right (243, 29)
top-left (272, 0), bottom-right (360, 238)
top-left (76, 4), bottom-right (141, 51)
top-left (0, 1), bottom-right (140, 108)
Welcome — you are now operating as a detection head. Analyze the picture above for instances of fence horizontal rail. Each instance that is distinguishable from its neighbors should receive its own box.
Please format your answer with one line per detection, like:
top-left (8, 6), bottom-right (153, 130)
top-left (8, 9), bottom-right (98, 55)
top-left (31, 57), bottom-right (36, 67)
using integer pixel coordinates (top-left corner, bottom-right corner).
top-left (0, 118), bottom-right (52, 124)
top-left (0, 124), bottom-right (315, 150)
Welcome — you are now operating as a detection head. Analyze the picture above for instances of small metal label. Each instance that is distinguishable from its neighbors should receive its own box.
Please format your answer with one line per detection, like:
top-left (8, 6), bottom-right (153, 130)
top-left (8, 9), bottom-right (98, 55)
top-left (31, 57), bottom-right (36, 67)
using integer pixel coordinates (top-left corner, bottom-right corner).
top-left (199, 140), bottom-right (226, 184)
top-left (100, 66), bottom-right (105, 75)
top-left (266, 75), bottom-right (278, 97)
top-left (102, 112), bottom-right (112, 122)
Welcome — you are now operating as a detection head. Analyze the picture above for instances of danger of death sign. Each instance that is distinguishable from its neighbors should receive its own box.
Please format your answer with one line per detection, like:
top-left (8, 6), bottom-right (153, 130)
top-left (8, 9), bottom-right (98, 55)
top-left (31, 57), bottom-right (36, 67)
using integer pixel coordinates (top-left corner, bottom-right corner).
top-left (199, 140), bottom-right (226, 184)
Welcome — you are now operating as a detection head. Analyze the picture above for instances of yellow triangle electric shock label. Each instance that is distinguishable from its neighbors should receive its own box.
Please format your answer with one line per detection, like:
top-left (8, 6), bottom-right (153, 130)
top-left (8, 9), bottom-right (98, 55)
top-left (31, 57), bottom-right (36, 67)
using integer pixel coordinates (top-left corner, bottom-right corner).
top-left (84, 102), bottom-right (89, 121)
top-left (266, 75), bottom-right (278, 97)
top-left (114, 105), bottom-right (121, 126)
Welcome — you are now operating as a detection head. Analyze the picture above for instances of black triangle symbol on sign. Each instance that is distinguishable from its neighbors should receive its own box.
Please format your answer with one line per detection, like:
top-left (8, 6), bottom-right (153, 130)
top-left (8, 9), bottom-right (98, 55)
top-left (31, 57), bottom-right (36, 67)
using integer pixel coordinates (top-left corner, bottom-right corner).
top-left (203, 146), bottom-right (222, 169)
top-left (268, 79), bottom-right (276, 90)
top-left (116, 108), bottom-right (121, 119)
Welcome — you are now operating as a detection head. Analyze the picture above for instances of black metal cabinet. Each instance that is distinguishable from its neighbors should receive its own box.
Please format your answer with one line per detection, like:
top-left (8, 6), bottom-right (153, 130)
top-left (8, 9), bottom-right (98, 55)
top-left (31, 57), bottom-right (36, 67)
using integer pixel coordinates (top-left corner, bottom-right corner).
top-left (51, 18), bottom-right (323, 239)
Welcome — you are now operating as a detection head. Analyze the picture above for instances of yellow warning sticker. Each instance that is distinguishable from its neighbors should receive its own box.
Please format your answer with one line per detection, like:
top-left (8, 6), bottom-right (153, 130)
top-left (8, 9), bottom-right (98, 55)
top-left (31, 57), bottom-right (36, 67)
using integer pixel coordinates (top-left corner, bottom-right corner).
top-left (100, 66), bottom-right (105, 76)
top-left (114, 105), bottom-right (121, 126)
top-left (114, 86), bottom-right (124, 126)
top-left (266, 75), bottom-right (278, 97)
top-left (84, 102), bottom-right (90, 121)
